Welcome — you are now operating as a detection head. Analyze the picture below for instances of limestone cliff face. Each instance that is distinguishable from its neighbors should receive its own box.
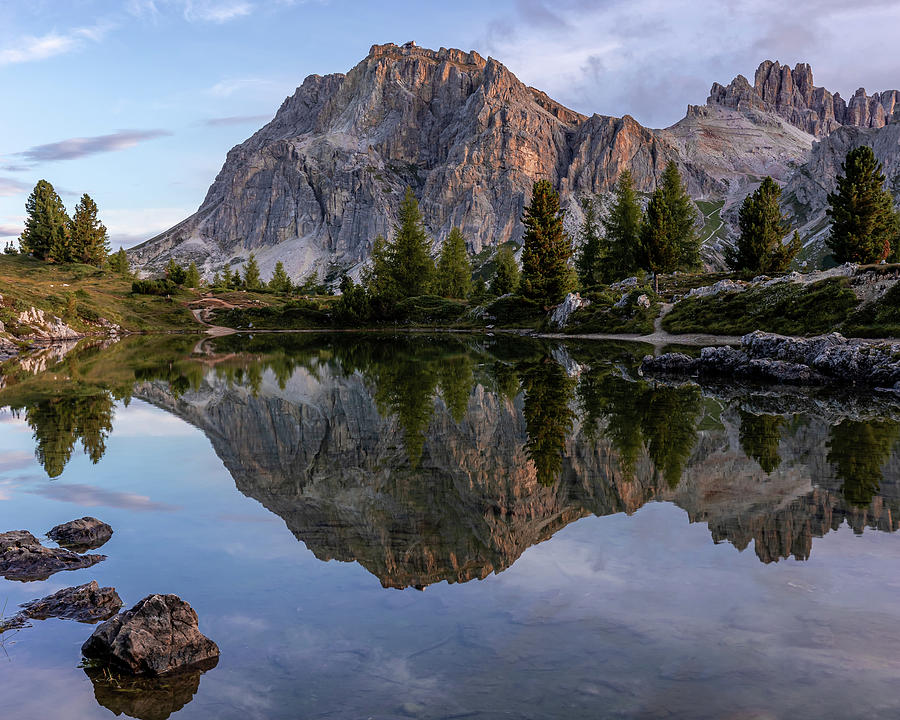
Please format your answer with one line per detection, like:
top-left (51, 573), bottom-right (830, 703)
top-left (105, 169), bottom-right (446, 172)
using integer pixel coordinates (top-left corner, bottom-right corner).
top-left (709, 61), bottom-right (900, 137)
top-left (133, 363), bottom-right (900, 588)
top-left (129, 45), bottom-right (819, 280)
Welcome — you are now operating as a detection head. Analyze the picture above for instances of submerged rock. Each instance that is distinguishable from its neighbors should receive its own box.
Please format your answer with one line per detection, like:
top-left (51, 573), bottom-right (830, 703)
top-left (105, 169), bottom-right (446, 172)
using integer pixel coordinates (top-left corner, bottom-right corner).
top-left (0, 530), bottom-right (105, 582)
top-left (19, 581), bottom-right (122, 623)
top-left (48, 517), bottom-right (113, 551)
top-left (82, 594), bottom-right (220, 676)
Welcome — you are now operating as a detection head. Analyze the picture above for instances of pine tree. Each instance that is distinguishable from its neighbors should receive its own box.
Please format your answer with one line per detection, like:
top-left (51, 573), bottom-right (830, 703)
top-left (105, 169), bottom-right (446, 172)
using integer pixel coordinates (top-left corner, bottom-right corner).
top-left (389, 187), bottom-right (435, 297)
top-left (659, 161), bottom-right (701, 270)
top-left (520, 180), bottom-right (573, 304)
top-left (184, 261), bottom-right (201, 289)
top-left (727, 177), bottom-right (801, 273)
top-left (600, 170), bottom-right (643, 282)
top-left (211, 271), bottom-right (222, 288)
top-left (300, 270), bottom-right (320, 295)
top-left (365, 235), bottom-right (396, 297)
top-left (270, 261), bottom-right (292, 293)
top-left (490, 245), bottom-right (520, 296)
top-left (109, 247), bottom-right (130, 276)
top-left (68, 193), bottom-right (109, 267)
top-left (827, 145), bottom-right (899, 264)
top-left (640, 188), bottom-right (678, 280)
top-left (165, 258), bottom-right (186, 285)
top-left (436, 227), bottom-right (472, 299)
top-left (243, 253), bottom-right (261, 289)
top-left (575, 196), bottom-right (603, 289)
top-left (19, 180), bottom-right (70, 261)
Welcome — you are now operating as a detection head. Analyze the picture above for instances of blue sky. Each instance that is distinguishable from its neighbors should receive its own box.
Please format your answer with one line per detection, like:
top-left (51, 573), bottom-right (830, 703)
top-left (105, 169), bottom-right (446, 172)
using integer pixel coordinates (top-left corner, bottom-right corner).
top-left (1, 0), bottom-right (898, 249)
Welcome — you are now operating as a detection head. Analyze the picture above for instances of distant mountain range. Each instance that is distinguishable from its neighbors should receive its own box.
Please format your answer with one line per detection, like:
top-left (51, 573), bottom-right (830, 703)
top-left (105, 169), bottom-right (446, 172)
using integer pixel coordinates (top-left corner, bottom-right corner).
top-left (129, 43), bottom-right (900, 280)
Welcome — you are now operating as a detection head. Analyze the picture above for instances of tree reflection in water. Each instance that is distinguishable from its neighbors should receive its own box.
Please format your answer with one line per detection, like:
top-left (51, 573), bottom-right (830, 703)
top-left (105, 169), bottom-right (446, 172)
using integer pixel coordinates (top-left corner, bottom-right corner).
top-left (738, 411), bottom-right (785, 475)
top-left (827, 419), bottom-right (900, 507)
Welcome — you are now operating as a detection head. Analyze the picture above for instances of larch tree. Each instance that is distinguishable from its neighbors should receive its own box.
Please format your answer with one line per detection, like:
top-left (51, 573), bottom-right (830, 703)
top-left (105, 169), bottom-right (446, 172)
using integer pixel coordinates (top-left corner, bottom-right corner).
top-left (659, 161), bottom-right (701, 270)
top-left (575, 196), bottom-right (603, 289)
top-left (490, 245), bottom-right (520, 296)
top-left (69, 193), bottom-right (110, 267)
top-left (640, 188), bottom-right (678, 291)
top-left (600, 170), bottom-right (643, 282)
top-left (387, 187), bottom-right (435, 297)
top-left (436, 227), bottom-right (472, 299)
top-left (269, 261), bottom-right (292, 293)
top-left (520, 180), bottom-right (573, 304)
top-left (184, 261), bottom-right (201, 289)
top-left (243, 253), bottom-right (261, 289)
top-left (826, 145), bottom-right (899, 264)
top-left (20, 180), bottom-right (70, 262)
top-left (109, 247), bottom-right (130, 276)
top-left (727, 177), bottom-right (801, 274)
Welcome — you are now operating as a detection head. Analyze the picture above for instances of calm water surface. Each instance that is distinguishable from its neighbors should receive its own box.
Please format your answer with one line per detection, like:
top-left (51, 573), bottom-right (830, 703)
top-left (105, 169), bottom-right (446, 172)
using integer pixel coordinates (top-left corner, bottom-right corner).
top-left (1, 333), bottom-right (900, 719)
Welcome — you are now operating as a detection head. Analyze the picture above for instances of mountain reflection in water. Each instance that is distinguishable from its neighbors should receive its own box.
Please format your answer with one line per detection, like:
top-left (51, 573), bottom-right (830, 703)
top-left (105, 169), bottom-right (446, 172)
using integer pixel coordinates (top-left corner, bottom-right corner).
top-left (2, 332), bottom-right (900, 589)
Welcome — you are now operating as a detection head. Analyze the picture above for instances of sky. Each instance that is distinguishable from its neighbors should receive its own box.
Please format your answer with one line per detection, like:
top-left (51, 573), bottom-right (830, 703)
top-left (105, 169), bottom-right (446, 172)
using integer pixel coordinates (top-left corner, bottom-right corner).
top-left (1, 0), bottom-right (898, 249)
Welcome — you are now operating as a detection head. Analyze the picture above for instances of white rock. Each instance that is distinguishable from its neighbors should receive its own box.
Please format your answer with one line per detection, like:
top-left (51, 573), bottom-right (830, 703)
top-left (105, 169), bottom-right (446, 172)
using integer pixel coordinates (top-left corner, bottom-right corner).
top-left (549, 292), bottom-right (590, 329)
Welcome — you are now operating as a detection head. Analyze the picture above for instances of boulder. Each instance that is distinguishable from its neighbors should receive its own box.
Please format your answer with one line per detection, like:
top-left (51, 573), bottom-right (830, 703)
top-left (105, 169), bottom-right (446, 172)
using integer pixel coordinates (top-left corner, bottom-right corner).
top-left (48, 517), bottom-right (113, 551)
top-left (549, 292), bottom-right (590, 329)
top-left (82, 594), bottom-right (220, 676)
top-left (19, 581), bottom-right (122, 623)
top-left (0, 530), bottom-right (105, 582)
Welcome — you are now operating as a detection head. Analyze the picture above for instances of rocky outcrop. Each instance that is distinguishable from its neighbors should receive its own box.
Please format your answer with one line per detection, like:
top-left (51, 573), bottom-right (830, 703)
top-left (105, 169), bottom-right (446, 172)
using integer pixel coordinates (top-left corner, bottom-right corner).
top-left (15, 307), bottom-right (81, 341)
top-left (48, 517), bottom-right (113, 552)
top-left (549, 292), bottom-right (590, 329)
top-left (642, 331), bottom-right (900, 386)
top-left (17, 581), bottom-right (122, 623)
top-left (709, 60), bottom-right (900, 137)
top-left (82, 594), bottom-right (220, 676)
top-left (129, 45), bottom-right (823, 281)
top-left (0, 530), bottom-right (105, 581)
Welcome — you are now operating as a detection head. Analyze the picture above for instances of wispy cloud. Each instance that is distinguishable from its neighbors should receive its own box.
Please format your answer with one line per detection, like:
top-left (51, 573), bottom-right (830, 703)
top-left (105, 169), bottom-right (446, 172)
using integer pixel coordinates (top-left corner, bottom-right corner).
top-left (129, 0), bottom-right (254, 23)
top-left (17, 129), bottom-right (172, 163)
top-left (26, 482), bottom-right (180, 512)
top-left (0, 23), bottom-right (114, 66)
top-left (0, 177), bottom-right (31, 196)
top-left (0, 224), bottom-right (22, 236)
top-left (203, 114), bottom-right (271, 127)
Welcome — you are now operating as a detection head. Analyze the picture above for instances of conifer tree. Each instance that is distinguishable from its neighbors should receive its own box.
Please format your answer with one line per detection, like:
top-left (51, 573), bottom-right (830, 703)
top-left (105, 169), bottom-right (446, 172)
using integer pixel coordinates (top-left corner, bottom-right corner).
top-left (659, 161), bottom-right (701, 270)
top-left (300, 270), bottom-right (320, 295)
top-left (243, 253), bottom-right (261, 289)
top-left (575, 196), bottom-right (603, 289)
top-left (109, 247), bottom-right (130, 276)
top-left (270, 261), bottom-right (292, 293)
top-left (490, 245), bottom-right (520, 296)
top-left (19, 180), bottom-right (70, 261)
top-left (727, 177), bottom-right (801, 273)
top-left (436, 227), bottom-right (472, 299)
top-left (640, 188), bottom-right (678, 286)
top-left (520, 180), bottom-right (573, 304)
top-left (600, 170), bottom-right (643, 282)
top-left (69, 193), bottom-right (109, 267)
top-left (211, 271), bottom-right (222, 288)
top-left (165, 258), bottom-right (186, 285)
top-left (184, 261), bottom-right (201, 289)
top-left (826, 145), bottom-right (899, 264)
top-left (388, 187), bottom-right (435, 297)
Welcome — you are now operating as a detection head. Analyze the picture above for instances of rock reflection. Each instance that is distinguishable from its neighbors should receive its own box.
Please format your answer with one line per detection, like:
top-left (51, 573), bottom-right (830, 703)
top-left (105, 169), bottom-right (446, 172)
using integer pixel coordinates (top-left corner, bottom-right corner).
top-left (84, 658), bottom-right (217, 720)
top-left (4, 332), bottom-right (900, 580)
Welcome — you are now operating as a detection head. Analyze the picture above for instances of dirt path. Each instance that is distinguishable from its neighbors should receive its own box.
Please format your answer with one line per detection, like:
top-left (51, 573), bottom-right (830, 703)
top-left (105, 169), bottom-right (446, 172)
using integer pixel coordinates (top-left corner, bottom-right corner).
top-left (187, 298), bottom-right (237, 337)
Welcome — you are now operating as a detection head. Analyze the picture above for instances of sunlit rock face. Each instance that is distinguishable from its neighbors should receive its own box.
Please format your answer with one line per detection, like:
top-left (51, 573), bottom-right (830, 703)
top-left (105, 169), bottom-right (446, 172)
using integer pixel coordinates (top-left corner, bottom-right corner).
top-left (129, 45), bottom-right (830, 280)
top-left (134, 356), bottom-right (900, 588)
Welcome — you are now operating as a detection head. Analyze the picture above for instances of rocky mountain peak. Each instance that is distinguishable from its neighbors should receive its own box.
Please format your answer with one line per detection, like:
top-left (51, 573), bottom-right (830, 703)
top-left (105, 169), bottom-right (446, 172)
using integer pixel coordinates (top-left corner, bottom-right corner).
top-left (709, 60), bottom-right (900, 136)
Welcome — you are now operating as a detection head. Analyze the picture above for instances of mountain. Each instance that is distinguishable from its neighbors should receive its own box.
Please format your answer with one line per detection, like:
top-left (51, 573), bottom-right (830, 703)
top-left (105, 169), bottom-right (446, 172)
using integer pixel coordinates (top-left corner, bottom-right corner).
top-left (128, 44), bottom-right (899, 281)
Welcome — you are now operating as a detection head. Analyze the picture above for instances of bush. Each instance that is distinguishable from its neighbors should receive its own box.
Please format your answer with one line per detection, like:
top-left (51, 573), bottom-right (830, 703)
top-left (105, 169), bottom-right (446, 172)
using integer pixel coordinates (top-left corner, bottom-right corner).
top-left (132, 279), bottom-right (176, 296)
top-left (482, 295), bottom-right (546, 327)
top-left (567, 288), bottom-right (659, 334)
top-left (393, 295), bottom-right (468, 324)
top-left (842, 282), bottom-right (900, 337)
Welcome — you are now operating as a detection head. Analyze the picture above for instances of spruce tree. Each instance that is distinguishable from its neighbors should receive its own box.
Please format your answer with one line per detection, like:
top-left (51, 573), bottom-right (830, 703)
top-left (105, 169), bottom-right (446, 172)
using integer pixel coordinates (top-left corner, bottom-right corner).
top-left (575, 196), bottom-right (603, 289)
top-left (300, 270), bottom-right (320, 295)
top-left (601, 170), bottom-right (643, 282)
top-left (69, 193), bottom-right (109, 267)
top-left (165, 258), bottom-right (186, 285)
top-left (270, 261), bottom-right (292, 293)
top-left (659, 161), bottom-right (701, 270)
top-left (520, 180), bottom-right (573, 304)
top-left (827, 145), bottom-right (899, 264)
top-left (388, 187), bottom-right (435, 297)
top-left (20, 180), bottom-right (70, 261)
top-left (490, 245), bottom-right (520, 296)
top-left (436, 227), bottom-right (472, 299)
top-left (727, 177), bottom-right (801, 273)
top-left (184, 261), bottom-right (201, 289)
top-left (243, 253), bottom-right (261, 289)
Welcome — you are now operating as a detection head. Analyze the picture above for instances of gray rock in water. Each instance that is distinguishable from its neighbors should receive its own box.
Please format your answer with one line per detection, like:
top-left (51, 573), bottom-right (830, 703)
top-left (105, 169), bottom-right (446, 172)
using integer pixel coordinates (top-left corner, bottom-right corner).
top-left (82, 594), bottom-right (220, 676)
top-left (48, 517), bottom-right (113, 552)
top-left (0, 530), bottom-right (105, 582)
top-left (640, 353), bottom-right (700, 375)
top-left (20, 581), bottom-right (122, 623)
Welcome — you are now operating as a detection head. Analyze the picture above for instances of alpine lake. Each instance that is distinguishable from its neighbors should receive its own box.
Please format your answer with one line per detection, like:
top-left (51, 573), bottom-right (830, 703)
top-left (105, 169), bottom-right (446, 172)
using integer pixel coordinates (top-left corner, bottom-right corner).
top-left (2, 331), bottom-right (900, 720)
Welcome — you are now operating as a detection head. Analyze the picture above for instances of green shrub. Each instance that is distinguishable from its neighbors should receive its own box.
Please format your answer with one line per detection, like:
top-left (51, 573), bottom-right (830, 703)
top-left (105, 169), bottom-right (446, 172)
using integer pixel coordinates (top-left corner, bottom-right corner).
top-left (842, 282), bottom-right (900, 337)
top-left (132, 279), bottom-right (176, 296)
